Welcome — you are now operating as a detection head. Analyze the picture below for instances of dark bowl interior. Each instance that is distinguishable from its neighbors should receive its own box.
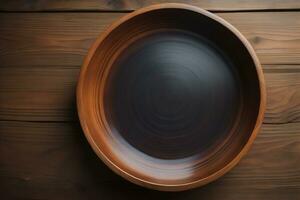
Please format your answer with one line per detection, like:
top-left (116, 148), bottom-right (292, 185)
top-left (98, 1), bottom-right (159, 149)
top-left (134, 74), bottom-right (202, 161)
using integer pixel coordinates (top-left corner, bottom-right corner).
top-left (77, 4), bottom-right (264, 191)
top-left (106, 29), bottom-right (243, 160)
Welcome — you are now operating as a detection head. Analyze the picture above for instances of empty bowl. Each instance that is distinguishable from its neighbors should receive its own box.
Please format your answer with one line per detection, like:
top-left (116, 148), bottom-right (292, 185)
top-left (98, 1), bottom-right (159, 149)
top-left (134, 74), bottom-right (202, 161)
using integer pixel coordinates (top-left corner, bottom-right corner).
top-left (77, 3), bottom-right (266, 191)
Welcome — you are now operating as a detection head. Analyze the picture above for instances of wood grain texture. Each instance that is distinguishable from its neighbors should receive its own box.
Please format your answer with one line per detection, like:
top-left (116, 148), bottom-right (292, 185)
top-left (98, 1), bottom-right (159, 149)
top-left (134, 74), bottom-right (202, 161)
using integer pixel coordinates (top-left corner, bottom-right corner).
top-left (0, 65), bottom-right (299, 123)
top-left (0, 0), bottom-right (299, 11)
top-left (0, 12), bottom-right (299, 68)
top-left (0, 12), bottom-right (299, 123)
top-left (217, 12), bottom-right (300, 65)
top-left (0, 0), bottom-right (299, 197)
top-left (0, 65), bottom-right (79, 121)
top-left (0, 121), bottom-right (299, 199)
top-left (264, 71), bottom-right (300, 123)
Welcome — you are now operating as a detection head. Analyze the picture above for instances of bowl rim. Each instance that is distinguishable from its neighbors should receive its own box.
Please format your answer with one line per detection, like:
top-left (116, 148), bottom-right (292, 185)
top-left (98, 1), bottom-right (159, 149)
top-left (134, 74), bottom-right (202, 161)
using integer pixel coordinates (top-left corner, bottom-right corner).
top-left (77, 3), bottom-right (266, 191)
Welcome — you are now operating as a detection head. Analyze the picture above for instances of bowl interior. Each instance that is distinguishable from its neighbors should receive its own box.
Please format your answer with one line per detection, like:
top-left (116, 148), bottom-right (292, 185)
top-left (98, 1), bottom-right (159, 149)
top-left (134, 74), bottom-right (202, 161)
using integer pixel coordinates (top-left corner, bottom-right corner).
top-left (78, 7), bottom-right (262, 188)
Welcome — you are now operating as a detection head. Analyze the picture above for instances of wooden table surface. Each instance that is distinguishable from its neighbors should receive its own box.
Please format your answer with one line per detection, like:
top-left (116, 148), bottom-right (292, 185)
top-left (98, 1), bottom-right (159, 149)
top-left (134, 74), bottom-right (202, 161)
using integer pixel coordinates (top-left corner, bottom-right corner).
top-left (0, 1), bottom-right (299, 199)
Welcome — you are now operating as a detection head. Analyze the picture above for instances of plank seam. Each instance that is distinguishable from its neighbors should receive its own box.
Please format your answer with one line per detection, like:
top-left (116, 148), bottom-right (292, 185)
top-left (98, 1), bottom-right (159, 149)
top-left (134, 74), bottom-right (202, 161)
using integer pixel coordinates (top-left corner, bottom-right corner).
top-left (0, 119), bottom-right (298, 125)
top-left (0, 9), bottom-right (300, 13)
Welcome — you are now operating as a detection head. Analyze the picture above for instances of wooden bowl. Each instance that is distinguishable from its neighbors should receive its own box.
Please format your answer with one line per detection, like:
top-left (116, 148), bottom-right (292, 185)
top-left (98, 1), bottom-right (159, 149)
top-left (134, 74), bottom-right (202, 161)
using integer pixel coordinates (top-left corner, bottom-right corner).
top-left (77, 3), bottom-right (266, 191)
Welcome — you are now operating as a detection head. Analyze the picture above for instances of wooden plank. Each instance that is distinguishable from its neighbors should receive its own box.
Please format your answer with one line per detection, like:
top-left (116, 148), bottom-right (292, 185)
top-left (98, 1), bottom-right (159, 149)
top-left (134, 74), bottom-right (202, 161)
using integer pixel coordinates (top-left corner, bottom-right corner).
top-left (218, 12), bottom-right (300, 65)
top-left (0, 13), bottom-right (118, 67)
top-left (0, 12), bottom-right (299, 67)
top-left (264, 69), bottom-right (300, 124)
top-left (0, 121), bottom-right (299, 199)
top-left (0, 64), bottom-right (299, 123)
top-left (0, 0), bottom-right (299, 11)
top-left (0, 65), bottom-right (79, 122)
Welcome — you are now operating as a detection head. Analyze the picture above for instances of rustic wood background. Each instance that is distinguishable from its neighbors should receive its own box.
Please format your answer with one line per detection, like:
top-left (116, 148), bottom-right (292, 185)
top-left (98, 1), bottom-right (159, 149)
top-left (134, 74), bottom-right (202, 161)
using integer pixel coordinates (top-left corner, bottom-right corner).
top-left (0, 1), bottom-right (299, 199)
